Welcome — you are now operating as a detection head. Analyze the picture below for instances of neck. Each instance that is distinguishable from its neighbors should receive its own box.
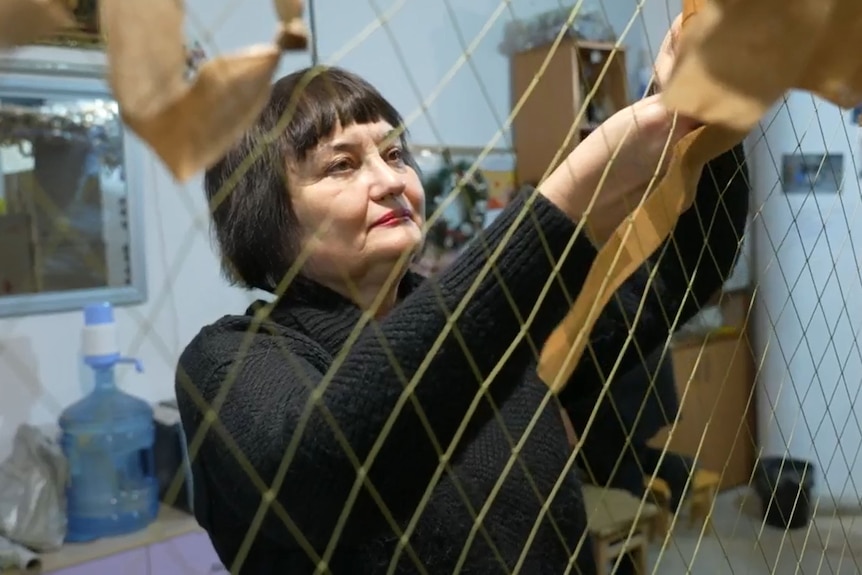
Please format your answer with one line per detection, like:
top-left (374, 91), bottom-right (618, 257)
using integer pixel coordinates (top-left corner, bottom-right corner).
top-left (352, 280), bottom-right (401, 317)
top-left (321, 264), bottom-right (407, 317)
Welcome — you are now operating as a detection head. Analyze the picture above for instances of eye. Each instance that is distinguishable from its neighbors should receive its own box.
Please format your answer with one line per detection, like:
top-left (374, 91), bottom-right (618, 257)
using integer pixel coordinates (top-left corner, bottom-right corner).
top-left (386, 146), bottom-right (405, 165)
top-left (326, 157), bottom-right (354, 174)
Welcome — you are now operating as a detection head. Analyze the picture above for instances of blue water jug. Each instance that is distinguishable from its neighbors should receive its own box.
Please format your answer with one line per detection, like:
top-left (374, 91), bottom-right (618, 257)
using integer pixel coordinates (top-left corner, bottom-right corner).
top-left (59, 302), bottom-right (159, 542)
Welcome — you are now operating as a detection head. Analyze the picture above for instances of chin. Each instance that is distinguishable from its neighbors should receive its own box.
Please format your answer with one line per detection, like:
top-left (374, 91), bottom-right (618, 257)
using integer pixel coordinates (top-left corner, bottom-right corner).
top-left (375, 225), bottom-right (424, 260)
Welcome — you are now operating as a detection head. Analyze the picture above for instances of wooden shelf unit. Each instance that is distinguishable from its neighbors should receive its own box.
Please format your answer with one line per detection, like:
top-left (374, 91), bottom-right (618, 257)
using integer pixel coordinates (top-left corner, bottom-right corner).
top-left (509, 38), bottom-right (629, 186)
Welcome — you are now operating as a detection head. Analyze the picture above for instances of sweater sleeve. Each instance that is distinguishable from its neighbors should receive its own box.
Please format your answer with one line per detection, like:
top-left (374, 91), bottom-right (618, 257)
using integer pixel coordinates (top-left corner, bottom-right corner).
top-left (559, 144), bottom-right (750, 418)
top-left (177, 190), bottom-right (600, 553)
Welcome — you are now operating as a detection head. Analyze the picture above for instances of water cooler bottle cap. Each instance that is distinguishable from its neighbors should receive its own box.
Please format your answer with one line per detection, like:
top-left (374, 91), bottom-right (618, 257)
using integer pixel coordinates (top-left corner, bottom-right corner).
top-left (84, 302), bottom-right (114, 326)
top-left (81, 302), bottom-right (144, 372)
top-left (82, 302), bottom-right (119, 362)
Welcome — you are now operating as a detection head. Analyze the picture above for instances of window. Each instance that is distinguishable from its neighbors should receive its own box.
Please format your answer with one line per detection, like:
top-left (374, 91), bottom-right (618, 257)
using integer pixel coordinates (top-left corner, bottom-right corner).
top-left (0, 64), bottom-right (146, 317)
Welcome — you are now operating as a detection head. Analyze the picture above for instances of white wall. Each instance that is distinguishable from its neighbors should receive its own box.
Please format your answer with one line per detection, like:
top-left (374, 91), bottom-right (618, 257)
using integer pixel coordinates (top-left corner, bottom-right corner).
top-left (749, 95), bottom-right (862, 509)
top-left (640, 0), bottom-right (862, 509)
top-left (641, 0), bottom-right (862, 507)
top-left (0, 1), bottom-right (657, 460)
top-left (313, 0), bottom-right (646, 148)
top-left (641, 0), bottom-right (862, 506)
top-left (639, 0), bottom-right (862, 508)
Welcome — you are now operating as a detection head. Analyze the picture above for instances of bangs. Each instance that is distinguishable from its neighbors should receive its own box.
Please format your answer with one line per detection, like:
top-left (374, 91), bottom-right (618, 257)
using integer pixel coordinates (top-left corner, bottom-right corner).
top-left (278, 68), bottom-right (408, 161)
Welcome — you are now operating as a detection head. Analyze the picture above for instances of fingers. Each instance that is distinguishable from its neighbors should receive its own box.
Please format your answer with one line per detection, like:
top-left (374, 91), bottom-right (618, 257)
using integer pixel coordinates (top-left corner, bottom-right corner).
top-left (630, 96), bottom-right (702, 170)
top-left (654, 13), bottom-right (685, 91)
top-left (631, 94), bottom-right (675, 127)
top-left (662, 17), bottom-right (680, 56)
top-left (602, 95), bottom-right (700, 162)
top-left (670, 13), bottom-right (684, 48)
top-left (672, 11), bottom-right (684, 27)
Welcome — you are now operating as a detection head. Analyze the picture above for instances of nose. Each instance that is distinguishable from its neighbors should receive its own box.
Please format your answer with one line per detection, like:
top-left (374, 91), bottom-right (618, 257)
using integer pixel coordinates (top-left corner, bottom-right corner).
top-left (368, 156), bottom-right (406, 202)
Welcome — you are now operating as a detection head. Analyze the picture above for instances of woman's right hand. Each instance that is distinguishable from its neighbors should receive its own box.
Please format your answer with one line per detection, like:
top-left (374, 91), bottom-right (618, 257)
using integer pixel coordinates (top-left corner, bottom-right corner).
top-left (540, 14), bottom-right (700, 244)
top-left (540, 95), bottom-right (700, 243)
top-left (573, 95), bottom-right (701, 243)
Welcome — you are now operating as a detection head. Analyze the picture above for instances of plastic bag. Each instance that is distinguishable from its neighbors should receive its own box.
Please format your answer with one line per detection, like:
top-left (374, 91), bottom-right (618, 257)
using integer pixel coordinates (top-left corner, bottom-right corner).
top-left (0, 535), bottom-right (40, 571)
top-left (498, 4), bottom-right (615, 56)
top-left (0, 425), bottom-right (67, 551)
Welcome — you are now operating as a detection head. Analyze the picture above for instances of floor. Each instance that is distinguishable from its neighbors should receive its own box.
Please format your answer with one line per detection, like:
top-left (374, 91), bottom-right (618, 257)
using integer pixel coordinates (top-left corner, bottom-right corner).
top-left (646, 490), bottom-right (862, 574)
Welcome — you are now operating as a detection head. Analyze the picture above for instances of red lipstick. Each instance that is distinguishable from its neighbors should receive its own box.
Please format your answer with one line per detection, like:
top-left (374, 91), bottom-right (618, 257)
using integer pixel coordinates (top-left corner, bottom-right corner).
top-left (372, 208), bottom-right (412, 228)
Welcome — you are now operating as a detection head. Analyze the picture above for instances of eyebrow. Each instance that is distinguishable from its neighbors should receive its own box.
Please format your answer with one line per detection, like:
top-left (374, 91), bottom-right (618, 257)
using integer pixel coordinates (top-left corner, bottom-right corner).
top-left (326, 128), bottom-right (402, 152)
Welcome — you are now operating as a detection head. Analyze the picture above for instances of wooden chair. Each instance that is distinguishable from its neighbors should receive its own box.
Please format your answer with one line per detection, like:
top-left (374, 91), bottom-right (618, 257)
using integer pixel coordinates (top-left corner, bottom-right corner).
top-left (688, 469), bottom-right (720, 533)
top-left (643, 476), bottom-right (672, 540)
top-left (582, 484), bottom-right (658, 575)
top-left (643, 468), bottom-right (721, 535)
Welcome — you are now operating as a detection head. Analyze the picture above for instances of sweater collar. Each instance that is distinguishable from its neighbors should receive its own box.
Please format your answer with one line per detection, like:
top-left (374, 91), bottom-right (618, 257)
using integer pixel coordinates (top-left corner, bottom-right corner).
top-left (251, 271), bottom-right (424, 357)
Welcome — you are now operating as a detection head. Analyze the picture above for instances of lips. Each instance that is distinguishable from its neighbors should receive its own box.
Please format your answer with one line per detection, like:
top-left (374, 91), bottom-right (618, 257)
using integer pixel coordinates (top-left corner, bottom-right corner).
top-left (372, 208), bottom-right (412, 227)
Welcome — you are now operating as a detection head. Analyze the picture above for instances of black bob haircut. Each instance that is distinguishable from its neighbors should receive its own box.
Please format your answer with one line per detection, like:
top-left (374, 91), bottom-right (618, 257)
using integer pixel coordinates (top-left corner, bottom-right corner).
top-left (203, 66), bottom-right (416, 293)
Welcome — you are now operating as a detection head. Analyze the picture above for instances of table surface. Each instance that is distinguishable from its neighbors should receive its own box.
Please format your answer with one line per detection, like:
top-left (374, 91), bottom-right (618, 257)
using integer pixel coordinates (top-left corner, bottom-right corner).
top-left (6, 506), bottom-right (201, 574)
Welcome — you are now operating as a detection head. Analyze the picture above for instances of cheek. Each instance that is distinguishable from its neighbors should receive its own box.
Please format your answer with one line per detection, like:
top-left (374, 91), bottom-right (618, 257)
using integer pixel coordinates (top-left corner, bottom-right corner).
top-left (300, 201), bottom-right (368, 269)
top-left (297, 189), bottom-right (367, 238)
top-left (406, 179), bottom-right (426, 222)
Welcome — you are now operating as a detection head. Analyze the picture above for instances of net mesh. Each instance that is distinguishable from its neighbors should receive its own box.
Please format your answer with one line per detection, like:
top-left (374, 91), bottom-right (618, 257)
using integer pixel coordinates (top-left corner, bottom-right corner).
top-left (1, 0), bottom-right (860, 573)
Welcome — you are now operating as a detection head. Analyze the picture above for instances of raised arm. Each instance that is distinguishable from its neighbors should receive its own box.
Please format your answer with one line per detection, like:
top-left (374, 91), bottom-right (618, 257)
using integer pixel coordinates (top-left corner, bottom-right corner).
top-left (558, 143), bottom-right (750, 414)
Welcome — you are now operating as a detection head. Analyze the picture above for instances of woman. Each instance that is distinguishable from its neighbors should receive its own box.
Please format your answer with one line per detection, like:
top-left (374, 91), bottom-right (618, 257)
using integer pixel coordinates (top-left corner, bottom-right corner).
top-left (175, 20), bottom-right (749, 575)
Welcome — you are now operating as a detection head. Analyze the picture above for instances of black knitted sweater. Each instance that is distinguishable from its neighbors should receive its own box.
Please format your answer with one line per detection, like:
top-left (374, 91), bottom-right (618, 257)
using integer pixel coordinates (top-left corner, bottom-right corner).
top-left (175, 146), bottom-right (749, 574)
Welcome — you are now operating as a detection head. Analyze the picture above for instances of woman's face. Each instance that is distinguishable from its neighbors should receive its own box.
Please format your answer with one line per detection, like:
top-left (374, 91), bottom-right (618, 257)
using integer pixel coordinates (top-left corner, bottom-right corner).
top-left (288, 120), bottom-right (425, 287)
